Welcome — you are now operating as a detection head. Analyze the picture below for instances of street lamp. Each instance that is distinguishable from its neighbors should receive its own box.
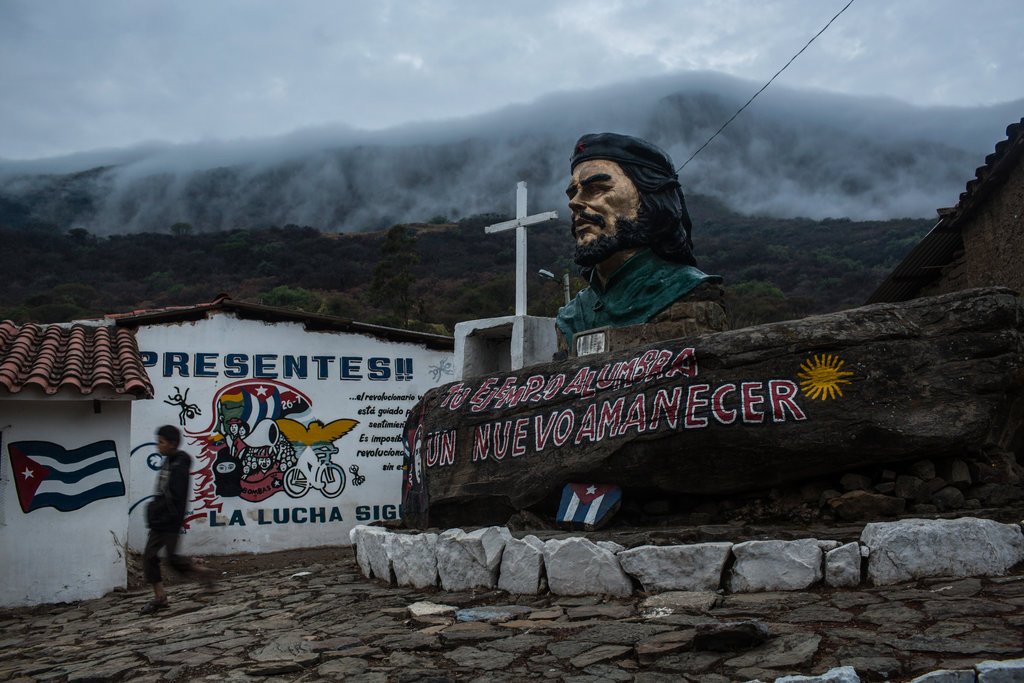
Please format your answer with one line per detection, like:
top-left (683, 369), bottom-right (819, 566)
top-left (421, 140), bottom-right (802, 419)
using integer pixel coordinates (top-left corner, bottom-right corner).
top-left (538, 269), bottom-right (570, 306)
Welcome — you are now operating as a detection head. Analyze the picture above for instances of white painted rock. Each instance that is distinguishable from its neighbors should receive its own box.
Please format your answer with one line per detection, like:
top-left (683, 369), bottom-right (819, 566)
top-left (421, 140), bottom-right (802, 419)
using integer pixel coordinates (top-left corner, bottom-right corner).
top-left (618, 542), bottom-right (732, 592)
top-left (816, 540), bottom-right (842, 552)
top-left (728, 538), bottom-right (823, 593)
top-left (908, 669), bottom-right (975, 683)
top-left (387, 532), bottom-right (438, 589)
top-left (825, 542), bottom-right (862, 588)
top-left (775, 666), bottom-right (861, 682)
top-left (364, 528), bottom-right (394, 583)
top-left (468, 526), bottom-right (513, 567)
top-left (349, 525), bottom-right (372, 577)
top-left (436, 526), bottom-right (512, 591)
top-left (408, 601), bottom-right (457, 619)
top-left (497, 535), bottom-right (546, 595)
top-left (640, 591), bottom-right (719, 615)
top-left (861, 518), bottom-right (1024, 585)
top-left (596, 540), bottom-right (625, 553)
top-left (350, 525), bottom-right (392, 582)
top-left (977, 658), bottom-right (1024, 682)
top-left (544, 537), bottom-right (633, 597)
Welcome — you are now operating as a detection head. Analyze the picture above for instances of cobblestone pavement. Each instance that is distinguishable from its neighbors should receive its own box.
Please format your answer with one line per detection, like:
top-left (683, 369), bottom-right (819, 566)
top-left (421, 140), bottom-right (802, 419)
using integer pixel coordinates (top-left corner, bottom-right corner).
top-left (0, 546), bottom-right (1022, 683)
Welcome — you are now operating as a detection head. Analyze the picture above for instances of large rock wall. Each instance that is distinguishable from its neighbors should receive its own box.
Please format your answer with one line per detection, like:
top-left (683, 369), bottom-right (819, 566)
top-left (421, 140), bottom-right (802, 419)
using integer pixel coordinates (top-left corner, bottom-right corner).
top-left (403, 288), bottom-right (1024, 527)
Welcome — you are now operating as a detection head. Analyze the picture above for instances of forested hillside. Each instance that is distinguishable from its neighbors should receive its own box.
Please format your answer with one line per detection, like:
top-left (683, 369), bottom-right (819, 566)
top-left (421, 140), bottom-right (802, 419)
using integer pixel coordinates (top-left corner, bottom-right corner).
top-left (0, 194), bottom-right (932, 332)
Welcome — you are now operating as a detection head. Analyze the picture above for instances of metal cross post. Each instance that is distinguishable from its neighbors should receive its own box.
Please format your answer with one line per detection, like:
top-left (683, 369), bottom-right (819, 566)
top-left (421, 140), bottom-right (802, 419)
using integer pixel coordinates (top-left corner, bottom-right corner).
top-left (484, 181), bottom-right (558, 316)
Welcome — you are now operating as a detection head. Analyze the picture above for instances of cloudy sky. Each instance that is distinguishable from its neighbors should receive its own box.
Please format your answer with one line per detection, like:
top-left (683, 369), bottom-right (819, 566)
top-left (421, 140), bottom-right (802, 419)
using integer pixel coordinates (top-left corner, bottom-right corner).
top-left (1, 0), bottom-right (1021, 161)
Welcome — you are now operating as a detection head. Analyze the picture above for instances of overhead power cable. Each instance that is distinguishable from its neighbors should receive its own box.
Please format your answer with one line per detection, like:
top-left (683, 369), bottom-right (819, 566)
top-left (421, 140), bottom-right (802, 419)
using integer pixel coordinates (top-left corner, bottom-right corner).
top-left (677, 0), bottom-right (857, 172)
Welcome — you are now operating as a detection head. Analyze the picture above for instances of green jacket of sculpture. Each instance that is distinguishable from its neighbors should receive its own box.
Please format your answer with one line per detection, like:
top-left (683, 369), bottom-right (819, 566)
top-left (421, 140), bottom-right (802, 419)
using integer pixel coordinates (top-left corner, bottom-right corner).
top-left (556, 248), bottom-right (722, 346)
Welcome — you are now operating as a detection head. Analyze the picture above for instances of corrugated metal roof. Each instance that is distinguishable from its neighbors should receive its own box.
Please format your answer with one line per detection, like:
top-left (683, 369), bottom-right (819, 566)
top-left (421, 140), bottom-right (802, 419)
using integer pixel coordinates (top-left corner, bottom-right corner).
top-left (868, 118), bottom-right (1024, 304)
top-left (0, 320), bottom-right (154, 398)
top-left (110, 295), bottom-right (454, 351)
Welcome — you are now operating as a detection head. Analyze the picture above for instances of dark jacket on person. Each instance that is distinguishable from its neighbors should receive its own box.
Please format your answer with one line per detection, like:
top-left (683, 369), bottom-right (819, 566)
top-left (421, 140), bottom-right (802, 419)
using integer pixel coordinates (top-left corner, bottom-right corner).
top-left (146, 450), bottom-right (191, 532)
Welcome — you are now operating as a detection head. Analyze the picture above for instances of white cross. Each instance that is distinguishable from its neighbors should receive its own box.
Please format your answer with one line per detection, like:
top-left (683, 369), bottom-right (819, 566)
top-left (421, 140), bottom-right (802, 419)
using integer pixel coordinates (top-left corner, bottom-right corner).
top-left (484, 181), bottom-right (558, 317)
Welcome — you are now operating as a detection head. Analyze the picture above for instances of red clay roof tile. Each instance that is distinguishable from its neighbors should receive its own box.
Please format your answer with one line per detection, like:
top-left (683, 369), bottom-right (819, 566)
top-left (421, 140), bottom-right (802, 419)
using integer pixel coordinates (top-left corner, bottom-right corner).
top-left (0, 320), bottom-right (153, 398)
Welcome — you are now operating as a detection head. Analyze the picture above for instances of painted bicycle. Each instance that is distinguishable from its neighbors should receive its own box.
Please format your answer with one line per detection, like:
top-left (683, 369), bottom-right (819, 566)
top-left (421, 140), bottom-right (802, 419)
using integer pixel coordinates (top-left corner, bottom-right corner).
top-left (277, 418), bottom-right (359, 499)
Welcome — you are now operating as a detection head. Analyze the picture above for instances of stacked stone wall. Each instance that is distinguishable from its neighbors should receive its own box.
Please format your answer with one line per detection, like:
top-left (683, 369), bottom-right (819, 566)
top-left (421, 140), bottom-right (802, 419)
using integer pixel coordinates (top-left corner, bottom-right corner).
top-left (351, 517), bottom-right (1024, 596)
top-left (618, 451), bottom-right (1022, 527)
top-left (962, 160), bottom-right (1024, 295)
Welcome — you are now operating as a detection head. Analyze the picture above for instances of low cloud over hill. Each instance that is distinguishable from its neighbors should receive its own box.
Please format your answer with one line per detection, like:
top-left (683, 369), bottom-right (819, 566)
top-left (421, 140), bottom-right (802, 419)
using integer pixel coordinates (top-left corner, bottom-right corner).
top-left (1, 72), bottom-right (1018, 234)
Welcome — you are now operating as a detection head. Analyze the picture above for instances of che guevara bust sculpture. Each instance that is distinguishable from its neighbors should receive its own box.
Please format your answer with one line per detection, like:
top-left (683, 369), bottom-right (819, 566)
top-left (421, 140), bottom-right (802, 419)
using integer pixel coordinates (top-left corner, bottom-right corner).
top-left (556, 132), bottom-right (724, 350)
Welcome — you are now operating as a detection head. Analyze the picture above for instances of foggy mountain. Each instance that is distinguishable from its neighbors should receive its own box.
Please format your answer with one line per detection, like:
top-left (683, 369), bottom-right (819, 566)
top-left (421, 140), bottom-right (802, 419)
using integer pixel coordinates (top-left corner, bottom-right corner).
top-left (0, 72), bottom-right (1019, 234)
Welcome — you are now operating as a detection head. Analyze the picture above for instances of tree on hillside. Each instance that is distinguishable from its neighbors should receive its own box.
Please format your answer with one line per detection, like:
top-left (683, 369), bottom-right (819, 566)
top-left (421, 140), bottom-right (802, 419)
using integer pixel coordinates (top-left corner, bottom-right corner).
top-left (8, 282), bottom-right (100, 323)
top-left (369, 224), bottom-right (420, 326)
top-left (170, 222), bottom-right (194, 237)
top-left (67, 227), bottom-right (95, 244)
top-left (261, 285), bottom-right (322, 312)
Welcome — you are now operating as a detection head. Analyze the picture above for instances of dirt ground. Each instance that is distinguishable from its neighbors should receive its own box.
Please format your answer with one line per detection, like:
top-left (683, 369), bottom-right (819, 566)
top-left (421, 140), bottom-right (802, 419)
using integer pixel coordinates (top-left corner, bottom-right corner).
top-left (127, 499), bottom-right (1024, 591)
top-left (126, 544), bottom-right (354, 590)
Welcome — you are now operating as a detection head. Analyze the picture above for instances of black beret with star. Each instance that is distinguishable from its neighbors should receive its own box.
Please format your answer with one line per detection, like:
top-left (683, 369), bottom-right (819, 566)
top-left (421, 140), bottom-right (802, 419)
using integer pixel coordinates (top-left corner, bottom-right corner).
top-left (571, 132), bottom-right (677, 177)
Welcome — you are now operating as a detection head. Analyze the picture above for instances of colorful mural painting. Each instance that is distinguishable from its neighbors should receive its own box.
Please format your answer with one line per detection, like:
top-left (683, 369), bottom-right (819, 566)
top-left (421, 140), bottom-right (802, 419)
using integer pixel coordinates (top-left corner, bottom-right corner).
top-left (195, 379), bottom-right (313, 502)
top-left (176, 379), bottom-right (362, 528)
top-left (8, 440), bottom-right (125, 513)
top-left (125, 312), bottom-right (455, 554)
top-left (277, 418), bottom-right (359, 498)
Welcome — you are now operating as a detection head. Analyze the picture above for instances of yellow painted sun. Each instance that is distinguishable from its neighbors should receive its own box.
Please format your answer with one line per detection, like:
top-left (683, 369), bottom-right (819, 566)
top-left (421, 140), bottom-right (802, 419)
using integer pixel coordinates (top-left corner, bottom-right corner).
top-left (797, 353), bottom-right (854, 401)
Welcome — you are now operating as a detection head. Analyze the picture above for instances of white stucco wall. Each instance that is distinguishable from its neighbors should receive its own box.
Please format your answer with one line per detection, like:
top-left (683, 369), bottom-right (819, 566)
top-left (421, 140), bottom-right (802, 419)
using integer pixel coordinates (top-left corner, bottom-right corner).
top-left (0, 398), bottom-right (132, 607)
top-left (127, 312), bottom-right (455, 555)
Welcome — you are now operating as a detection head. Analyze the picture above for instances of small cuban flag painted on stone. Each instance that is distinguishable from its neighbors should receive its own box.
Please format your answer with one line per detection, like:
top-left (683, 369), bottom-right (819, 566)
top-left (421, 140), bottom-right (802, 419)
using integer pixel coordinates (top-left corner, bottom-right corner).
top-left (8, 440), bottom-right (125, 514)
top-left (556, 483), bottom-right (622, 531)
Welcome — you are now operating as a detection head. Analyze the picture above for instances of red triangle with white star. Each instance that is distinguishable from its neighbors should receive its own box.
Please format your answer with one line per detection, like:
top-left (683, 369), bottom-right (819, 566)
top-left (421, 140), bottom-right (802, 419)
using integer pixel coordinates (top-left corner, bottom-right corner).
top-left (8, 445), bottom-right (49, 513)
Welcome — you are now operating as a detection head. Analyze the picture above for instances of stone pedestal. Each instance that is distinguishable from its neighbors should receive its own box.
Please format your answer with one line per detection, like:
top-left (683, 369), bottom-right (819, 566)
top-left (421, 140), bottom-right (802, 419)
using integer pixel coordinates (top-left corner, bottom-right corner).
top-left (572, 298), bottom-right (728, 357)
top-left (454, 315), bottom-right (558, 379)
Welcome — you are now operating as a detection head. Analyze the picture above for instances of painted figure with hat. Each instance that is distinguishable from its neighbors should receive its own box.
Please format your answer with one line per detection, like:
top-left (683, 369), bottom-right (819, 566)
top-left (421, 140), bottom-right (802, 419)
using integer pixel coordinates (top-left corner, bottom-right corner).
top-left (557, 133), bottom-right (724, 351)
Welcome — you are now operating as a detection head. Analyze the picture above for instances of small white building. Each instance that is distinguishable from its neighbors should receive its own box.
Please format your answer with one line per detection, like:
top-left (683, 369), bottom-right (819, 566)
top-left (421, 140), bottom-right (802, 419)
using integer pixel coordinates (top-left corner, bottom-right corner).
top-left (113, 296), bottom-right (455, 556)
top-left (0, 320), bottom-right (153, 607)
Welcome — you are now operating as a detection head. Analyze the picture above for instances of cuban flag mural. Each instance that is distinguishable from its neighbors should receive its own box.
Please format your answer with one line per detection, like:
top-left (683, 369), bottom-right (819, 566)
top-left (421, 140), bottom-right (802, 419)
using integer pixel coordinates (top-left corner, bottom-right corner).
top-left (186, 379), bottom-right (315, 509)
top-left (8, 440), bottom-right (125, 513)
top-left (556, 483), bottom-right (622, 530)
top-left (219, 384), bottom-right (287, 426)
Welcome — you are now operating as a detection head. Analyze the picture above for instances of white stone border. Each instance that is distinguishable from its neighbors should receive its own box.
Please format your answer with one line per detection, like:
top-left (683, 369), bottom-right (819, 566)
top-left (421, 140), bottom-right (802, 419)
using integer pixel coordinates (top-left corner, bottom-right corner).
top-left (351, 517), bottom-right (1024, 596)
top-left (767, 659), bottom-right (1024, 682)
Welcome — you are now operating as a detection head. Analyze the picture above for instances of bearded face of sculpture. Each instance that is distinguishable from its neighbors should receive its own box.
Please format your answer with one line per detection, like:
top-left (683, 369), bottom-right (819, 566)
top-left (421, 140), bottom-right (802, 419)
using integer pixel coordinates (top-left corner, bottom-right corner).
top-left (566, 159), bottom-right (642, 270)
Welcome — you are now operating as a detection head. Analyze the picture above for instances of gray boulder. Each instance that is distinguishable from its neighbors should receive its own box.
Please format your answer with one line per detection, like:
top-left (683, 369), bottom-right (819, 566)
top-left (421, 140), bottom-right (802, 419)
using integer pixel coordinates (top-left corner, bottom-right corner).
top-left (497, 535), bottom-right (546, 594)
top-left (825, 542), bottom-right (862, 588)
top-left (436, 526), bottom-right (512, 591)
top-left (349, 525), bottom-right (392, 582)
top-left (728, 539), bottom-right (823, 592)
top-left (387, 532), bottom-right (438, 589)
top-left (977, 658), bottom-right (1024, 682)
top-left (908, 669), bottom-right (976, 683)
top-left (776, 666), bottom-right (861, 682)
top-left (861, 518), bottom-right (1024, 585)
top-left (618, 542), bottom-right (731, 592)
top-left (544, 537), bottom-right (632, 597)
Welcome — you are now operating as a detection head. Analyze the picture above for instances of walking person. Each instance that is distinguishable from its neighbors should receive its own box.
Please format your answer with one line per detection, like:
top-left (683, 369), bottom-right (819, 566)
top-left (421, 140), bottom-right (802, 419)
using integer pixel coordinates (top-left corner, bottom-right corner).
top-left (141, 425), bottom-right (214, 615)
